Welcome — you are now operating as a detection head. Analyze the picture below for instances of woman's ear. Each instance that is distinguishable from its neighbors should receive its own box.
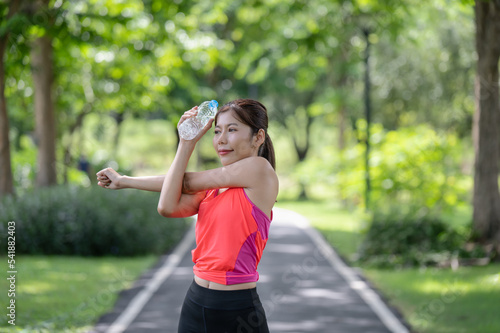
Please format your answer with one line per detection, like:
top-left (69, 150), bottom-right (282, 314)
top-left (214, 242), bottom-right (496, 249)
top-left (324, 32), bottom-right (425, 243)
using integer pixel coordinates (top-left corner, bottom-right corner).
top-left (255, 128), bottom-right (266, 148)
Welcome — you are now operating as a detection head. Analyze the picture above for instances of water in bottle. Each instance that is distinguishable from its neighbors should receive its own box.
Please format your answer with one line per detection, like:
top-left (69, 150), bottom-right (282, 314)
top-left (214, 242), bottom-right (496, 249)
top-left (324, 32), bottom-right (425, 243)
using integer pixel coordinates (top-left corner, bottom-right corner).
top-left (178, 100), bottom-right (218, 140)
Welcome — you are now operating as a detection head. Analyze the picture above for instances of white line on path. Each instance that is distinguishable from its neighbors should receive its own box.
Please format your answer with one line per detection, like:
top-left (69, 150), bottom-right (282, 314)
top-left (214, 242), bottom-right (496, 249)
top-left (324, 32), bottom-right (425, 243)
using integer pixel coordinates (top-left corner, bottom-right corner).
top-left (105, 218), bottom-right (196, 333)
top-left (105, 209), bottom-right (408, 333)
top-left (275, 208), bottom-right (410, 333)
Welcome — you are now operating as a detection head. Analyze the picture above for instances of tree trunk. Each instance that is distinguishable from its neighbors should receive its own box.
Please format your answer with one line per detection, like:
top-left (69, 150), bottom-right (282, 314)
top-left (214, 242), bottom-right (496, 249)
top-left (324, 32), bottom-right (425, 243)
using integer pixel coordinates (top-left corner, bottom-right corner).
top-left (363, 28), bottom-right (372, 211)
top-left (293, 110), bottom-right (314, 200)
top-left (62, 104), bottom-right (92, 184)
top-left (338, 105), bottom-right (347, 151)
top-left (0, 0), bottom-right (22, 197)
top-left (0, 39), bottom-right (15, 197)
top-left (112, 111), bottom-right (124, 157)
top-left (336, 46), bottom-right (351, 152)
top-left (31, 34), bottom-right (57, 187)
top-left (472, 0), bottom-right (500, 248)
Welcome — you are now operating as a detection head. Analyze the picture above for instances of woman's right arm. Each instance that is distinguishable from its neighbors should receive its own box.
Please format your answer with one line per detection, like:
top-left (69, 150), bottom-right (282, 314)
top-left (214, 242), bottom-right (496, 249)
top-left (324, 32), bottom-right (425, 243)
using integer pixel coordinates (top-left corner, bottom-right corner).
top-left (96, 167), bottom-right (205, 218)
top-left (97, 105), bottom-right (210, 217)
top-left (96, 168), bottom-right (165, 192)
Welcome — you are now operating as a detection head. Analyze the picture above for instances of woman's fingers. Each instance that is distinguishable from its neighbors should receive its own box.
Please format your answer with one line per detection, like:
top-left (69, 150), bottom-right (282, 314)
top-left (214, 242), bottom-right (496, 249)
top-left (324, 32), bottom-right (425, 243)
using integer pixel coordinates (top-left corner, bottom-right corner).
top-left (183, 107), bottom-right (198, 118)
top-left (98, 177), bottom-right (110, 184)
top-left (178, 106), bottom-right (198, 128)
top-left (199, 118), bottom-right (214, 136)
top-left (96, 174), bottom-right (108, 181)
top-left (96, 169), bottom-right (110, 181)
top-left (97, 175), bottom-right (111, 187)
top-left (183, 107), bottom-right (198, 117)
top-left (96, 168), bottom-right (116, 188)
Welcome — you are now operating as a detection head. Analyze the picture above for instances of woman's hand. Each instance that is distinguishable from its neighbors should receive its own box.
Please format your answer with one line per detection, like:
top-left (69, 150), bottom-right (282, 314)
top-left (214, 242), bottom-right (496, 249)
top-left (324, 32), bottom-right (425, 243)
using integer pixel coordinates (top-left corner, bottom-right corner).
top-left (178, 106), bottom-right (214, 143)
top-left (96, 167), bottom-right (124, 189)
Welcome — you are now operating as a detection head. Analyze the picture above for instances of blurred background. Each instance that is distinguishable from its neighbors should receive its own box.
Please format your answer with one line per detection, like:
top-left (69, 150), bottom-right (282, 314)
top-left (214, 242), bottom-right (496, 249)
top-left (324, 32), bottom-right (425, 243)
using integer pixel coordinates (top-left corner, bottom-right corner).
top-left (0, 0), bottom-right (499, 332)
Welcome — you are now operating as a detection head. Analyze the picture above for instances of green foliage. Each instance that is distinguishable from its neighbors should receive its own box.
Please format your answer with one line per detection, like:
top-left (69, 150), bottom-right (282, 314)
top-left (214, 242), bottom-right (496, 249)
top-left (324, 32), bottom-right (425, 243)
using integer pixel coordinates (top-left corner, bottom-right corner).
top-left (336, 124), bottom-right (471, 214)
top-left (358, 209), bottom-right (469, 268)
top-left (0, 185), bottom-right (190, 256)
top-left (295, 123), bottom-right (477, 268)
top-left (11, 135), bottom-right (37, 191)
top-left (370, 0), bottom-right (475, 132)
top-left (2, 0), bottom-right (477, 205)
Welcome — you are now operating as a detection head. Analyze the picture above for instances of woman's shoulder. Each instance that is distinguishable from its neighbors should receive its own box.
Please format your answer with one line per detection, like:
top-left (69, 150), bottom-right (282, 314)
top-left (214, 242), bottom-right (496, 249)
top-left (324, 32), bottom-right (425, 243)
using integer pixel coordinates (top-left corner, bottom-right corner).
top-left (243, 156), bottom-right (276, 175)
top-left (241, 157), bottom-right (278, 205)
top-left (244, 157), bottom-right (278, 189)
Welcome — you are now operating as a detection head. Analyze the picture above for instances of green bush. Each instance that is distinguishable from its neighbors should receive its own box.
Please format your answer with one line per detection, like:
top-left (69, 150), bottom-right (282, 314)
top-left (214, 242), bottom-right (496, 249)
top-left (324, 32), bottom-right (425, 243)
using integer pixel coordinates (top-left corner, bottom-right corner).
top-left (357, 209), bottom-right (472, 268)
top-left (0, 185), bottom-right (190, 256)
top-left (335, 123), bottom-right (471, 213)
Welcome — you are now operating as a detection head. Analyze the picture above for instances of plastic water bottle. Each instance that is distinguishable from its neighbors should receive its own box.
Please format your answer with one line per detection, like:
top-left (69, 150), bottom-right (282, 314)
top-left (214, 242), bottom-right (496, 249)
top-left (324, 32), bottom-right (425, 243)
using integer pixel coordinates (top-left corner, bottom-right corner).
top-left (178, 100), bottom-right (218, 140)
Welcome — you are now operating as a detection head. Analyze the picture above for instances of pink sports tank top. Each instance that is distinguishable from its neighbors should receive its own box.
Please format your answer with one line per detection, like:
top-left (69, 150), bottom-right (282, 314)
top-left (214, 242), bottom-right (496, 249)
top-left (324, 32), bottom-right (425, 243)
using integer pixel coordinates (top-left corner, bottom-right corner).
top-left (191, 187), bottom-right (272, 285)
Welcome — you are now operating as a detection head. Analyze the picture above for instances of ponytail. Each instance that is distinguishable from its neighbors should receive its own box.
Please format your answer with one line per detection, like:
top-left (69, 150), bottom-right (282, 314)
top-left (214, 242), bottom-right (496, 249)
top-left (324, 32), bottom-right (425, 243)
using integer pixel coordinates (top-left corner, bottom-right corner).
top-left (258, 133), bottom-right (276, 170)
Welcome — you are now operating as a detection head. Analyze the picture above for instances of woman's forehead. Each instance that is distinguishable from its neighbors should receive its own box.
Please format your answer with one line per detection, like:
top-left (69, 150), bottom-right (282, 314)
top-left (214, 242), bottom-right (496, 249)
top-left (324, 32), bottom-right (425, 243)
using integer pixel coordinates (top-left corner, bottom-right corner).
top-left (215, 110), bottom-right (243, 126)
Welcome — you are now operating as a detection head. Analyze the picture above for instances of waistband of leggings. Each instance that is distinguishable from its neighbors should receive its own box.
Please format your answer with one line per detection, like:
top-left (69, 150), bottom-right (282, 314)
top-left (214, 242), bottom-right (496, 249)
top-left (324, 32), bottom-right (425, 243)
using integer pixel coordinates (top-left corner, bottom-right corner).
top-left (187, 280), bottom-right (261, 310)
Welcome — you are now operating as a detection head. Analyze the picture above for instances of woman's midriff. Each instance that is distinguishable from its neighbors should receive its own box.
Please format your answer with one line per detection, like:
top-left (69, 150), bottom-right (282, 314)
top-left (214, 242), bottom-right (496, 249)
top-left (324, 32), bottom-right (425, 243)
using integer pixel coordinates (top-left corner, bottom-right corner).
top-left (194, 275), bottom-right (257, 290)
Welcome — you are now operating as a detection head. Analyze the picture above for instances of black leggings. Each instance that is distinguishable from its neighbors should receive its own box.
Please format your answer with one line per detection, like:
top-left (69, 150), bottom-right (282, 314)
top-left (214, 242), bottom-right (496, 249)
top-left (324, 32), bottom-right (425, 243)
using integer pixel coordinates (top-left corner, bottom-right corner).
top-left (178, 280), bottom-right (269, 333)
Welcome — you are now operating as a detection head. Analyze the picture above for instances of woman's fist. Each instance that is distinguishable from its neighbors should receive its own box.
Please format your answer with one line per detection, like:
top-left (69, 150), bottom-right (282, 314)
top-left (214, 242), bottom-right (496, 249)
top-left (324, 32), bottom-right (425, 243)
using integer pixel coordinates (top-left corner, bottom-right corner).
top-left (96, 168), bottom-right (123, 189)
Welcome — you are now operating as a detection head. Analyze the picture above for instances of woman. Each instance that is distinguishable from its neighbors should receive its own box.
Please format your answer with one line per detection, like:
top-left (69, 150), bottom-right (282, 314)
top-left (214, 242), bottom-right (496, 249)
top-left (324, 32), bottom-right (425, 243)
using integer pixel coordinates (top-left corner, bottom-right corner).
top-left (96, 99), bottom-right (279, 332)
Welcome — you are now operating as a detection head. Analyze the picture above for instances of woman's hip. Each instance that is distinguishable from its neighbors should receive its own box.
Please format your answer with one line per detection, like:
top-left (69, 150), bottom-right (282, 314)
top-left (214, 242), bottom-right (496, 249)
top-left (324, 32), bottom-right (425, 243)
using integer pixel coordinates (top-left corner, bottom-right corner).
top-left (178, 280), bottom-right (269, 333)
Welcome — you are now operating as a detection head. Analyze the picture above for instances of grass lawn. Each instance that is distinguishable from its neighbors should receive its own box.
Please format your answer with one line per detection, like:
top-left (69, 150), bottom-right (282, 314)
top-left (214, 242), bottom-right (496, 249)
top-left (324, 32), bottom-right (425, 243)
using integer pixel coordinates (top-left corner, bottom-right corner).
top-left (364, 265), bottom-right (500, 333)
top-left (0, 255), bottom-right (157, 332)
top-left (277, 199), bottom-right (366, 260)
top-left (276, 199), bottom-right (500, 333)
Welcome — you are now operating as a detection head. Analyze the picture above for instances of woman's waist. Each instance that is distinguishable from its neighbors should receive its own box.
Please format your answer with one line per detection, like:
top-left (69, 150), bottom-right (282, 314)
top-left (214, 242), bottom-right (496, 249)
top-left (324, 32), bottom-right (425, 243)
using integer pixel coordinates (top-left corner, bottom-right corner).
top-left (194, 275), bottom-right (257, 291)
top-left (188, 279), bottom-right (261, 310)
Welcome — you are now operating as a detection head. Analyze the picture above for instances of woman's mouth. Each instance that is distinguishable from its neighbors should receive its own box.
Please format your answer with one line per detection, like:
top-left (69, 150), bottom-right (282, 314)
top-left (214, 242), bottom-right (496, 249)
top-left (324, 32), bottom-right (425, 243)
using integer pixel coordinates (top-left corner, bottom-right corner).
top-left (218, 149), bottom-right (233, 156)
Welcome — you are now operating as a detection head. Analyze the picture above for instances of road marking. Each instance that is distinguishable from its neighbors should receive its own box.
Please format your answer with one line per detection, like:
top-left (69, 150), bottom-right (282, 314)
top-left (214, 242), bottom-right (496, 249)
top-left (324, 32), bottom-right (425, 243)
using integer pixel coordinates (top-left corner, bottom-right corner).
top-left (105, 219), bottom-right (196, 333)
top-left (105, 208), bottom-right (408, 333)
top-left (275, 208), bottom-right (410, 333)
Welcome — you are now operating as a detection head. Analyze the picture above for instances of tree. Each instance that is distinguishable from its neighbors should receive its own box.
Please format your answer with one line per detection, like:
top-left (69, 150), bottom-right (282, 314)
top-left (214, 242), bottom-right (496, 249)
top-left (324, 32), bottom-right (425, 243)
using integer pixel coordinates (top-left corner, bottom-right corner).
top-left (31, 34), bottom-right (57, 187)
top-left (30, 0), bottom-right (57, 187)
top-left (472, 0), bottom-right (500, 251)
top-left (0, 0), bottom-right (21, 197)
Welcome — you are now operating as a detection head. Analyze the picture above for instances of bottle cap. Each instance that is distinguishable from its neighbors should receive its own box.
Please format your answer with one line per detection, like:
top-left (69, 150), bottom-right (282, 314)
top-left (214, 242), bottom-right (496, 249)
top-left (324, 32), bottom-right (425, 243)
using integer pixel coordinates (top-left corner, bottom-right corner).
top-left (209, 100), bottom-right (218, 109)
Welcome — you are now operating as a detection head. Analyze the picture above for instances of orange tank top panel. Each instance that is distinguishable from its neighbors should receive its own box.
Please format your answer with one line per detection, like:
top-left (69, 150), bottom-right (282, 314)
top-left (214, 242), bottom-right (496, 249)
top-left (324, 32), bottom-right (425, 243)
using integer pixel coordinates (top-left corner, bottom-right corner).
top-left (191, 187), bottom-right (272, 285)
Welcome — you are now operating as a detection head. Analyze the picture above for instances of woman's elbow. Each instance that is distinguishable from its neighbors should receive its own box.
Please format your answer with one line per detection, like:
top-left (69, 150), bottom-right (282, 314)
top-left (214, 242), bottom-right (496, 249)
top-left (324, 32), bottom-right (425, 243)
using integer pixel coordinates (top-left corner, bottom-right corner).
top-left (157, 203), bottom-right (174, 218)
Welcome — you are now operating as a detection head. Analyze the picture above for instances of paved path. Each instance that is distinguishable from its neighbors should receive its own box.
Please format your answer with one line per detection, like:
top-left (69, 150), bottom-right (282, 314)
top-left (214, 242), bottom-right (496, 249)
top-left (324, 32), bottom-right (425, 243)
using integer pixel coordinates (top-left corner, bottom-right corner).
top-left (93, 208), bottom-right (409, 333)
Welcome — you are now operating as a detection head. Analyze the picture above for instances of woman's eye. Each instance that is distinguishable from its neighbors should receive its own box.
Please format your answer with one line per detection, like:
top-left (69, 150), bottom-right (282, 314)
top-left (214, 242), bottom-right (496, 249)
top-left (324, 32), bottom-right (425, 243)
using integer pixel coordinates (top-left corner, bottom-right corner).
top-left (229, 128), bottom-right (236, 132)
top-left (214, 130), bottom-right (220, 134)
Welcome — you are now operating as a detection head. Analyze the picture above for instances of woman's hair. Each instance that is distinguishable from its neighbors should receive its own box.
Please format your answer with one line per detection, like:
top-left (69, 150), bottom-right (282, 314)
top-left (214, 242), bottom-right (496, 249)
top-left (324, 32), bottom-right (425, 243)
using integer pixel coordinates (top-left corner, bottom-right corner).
top-left (215, 99), bottom-right (276, 170)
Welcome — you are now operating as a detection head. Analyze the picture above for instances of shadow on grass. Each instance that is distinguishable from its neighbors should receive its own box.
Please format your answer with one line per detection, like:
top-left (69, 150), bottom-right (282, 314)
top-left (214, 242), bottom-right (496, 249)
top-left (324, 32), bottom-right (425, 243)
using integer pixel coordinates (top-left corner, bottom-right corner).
top-left (363, 263), bottom-right (500, 333)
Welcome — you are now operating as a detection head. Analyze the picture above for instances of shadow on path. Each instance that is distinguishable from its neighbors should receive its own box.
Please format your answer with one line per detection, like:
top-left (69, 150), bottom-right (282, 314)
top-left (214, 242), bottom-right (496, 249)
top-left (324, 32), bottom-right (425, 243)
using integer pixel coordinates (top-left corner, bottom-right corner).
top-left (93, 208), bottom-right (409, 333)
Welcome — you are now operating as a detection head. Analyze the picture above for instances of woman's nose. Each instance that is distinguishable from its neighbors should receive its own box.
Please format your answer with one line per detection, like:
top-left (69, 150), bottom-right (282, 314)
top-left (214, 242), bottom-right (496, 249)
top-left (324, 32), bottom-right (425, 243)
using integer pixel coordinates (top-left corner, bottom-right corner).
top-left (217, 133), bottom-right (227, 145)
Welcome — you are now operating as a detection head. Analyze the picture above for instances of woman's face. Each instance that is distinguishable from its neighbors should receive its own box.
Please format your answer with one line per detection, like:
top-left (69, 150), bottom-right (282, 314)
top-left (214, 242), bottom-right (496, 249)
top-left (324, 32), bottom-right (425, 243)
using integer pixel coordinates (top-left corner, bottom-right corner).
top-left (213, 110), bottom-right (260, 166)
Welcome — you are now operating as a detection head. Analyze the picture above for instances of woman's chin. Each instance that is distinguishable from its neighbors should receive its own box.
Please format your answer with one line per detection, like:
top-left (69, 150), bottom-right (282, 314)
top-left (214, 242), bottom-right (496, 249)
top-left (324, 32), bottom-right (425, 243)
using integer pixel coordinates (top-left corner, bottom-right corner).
top-left (218, 155), bottom-right (237, 166)
top-left (219, 158), bottom-right (232, 166)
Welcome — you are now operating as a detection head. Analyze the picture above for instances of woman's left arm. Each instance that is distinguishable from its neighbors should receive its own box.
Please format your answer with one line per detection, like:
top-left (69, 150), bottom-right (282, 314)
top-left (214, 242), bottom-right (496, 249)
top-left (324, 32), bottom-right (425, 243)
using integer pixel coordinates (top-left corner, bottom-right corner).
top-left (182, 156), bottom-right (276, 194)
top-left (157, 107), bottom-right (214, 218)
